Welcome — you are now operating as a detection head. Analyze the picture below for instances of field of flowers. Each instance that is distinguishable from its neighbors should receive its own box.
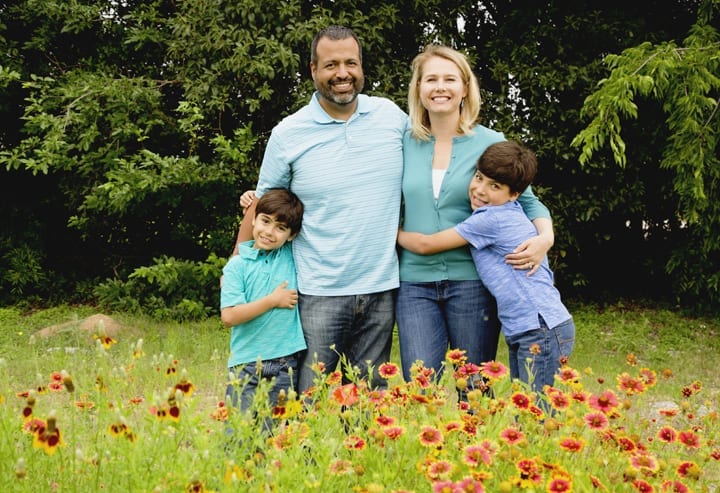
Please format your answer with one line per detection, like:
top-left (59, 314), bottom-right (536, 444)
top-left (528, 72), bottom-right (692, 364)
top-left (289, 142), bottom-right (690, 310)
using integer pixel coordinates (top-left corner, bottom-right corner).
top-left (1, 314), bottom-right (718, 492)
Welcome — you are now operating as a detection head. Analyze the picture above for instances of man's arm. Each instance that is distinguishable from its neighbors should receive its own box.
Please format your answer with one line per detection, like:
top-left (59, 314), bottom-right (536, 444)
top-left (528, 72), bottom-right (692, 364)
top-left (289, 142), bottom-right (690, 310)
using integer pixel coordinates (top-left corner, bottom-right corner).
top-left (231, 200), bottom-right (257, 256)
top-left (397, 227), bottom-right (468, 255)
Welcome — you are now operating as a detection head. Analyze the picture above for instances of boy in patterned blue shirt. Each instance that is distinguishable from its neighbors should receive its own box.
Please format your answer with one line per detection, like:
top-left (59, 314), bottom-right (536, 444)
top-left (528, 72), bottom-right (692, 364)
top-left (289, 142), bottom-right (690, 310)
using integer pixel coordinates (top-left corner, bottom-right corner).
top-left (398, 141), bottom-right (575, 394)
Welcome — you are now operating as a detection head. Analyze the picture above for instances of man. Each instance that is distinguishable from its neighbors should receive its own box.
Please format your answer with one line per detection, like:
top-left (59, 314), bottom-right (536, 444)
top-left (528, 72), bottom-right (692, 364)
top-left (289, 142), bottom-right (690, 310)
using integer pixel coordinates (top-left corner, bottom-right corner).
top-left (233, 26), bottom-right (407, 393)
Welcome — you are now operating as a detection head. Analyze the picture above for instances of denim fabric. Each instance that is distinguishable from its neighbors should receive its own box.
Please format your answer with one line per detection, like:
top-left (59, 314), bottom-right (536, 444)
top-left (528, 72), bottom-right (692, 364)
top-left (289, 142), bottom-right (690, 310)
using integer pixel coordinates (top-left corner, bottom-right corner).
top-left (225, 354), bottom-right (298, 412)
top-left (505, 317), bottom-right (575, 394)
top-left (396, 280), bottom-right (500, 381)
top-left (297, 290), bottom-right (396, 392)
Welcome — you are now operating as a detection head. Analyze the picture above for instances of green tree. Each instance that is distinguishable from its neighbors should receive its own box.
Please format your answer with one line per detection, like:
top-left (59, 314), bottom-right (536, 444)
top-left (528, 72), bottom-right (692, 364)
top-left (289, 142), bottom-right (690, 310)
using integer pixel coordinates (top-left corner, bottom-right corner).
top-left (572, 0), bottom-right (720, 307)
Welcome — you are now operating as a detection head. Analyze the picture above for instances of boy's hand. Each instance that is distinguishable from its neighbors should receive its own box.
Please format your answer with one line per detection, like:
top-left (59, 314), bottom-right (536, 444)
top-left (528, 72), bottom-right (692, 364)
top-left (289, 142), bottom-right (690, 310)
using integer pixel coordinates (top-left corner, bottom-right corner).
top-left (270, 280), bottom-right (299, 309)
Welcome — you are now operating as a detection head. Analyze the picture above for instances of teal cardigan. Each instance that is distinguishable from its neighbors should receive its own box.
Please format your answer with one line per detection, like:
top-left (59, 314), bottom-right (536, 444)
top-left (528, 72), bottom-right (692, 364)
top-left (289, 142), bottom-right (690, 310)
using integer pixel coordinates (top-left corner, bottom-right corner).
top-left (399, 125), bottom-right (551, 282)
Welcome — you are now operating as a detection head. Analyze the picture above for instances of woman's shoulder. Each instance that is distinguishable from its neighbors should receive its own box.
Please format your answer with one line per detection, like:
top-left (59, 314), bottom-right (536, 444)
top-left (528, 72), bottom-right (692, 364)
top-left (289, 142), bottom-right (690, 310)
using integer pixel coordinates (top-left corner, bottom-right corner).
top-left (467, 124), bottom-right (504, 141)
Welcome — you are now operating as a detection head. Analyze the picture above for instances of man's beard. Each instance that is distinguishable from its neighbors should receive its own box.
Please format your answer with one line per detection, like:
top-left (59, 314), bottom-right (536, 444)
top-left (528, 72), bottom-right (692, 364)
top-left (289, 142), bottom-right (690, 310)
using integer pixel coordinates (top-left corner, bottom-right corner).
top-left (316, 76), bottom-right (364, 105)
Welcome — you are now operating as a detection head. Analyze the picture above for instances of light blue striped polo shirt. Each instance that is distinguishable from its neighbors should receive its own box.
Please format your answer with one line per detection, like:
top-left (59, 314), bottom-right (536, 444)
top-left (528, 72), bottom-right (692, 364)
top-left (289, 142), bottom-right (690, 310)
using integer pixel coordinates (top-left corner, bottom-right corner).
top-left (256, 93), bottom-right (407, 296)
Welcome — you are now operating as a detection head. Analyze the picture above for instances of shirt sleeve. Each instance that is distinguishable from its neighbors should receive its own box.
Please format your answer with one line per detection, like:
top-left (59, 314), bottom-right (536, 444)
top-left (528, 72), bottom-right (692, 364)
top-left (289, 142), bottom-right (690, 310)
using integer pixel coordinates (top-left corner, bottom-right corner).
top-left (256, 131), bottom-right (292, 197)
top-left (220, 257), bottom-right (248, 309)
top-left (516, 185), bottom-right (551, 221)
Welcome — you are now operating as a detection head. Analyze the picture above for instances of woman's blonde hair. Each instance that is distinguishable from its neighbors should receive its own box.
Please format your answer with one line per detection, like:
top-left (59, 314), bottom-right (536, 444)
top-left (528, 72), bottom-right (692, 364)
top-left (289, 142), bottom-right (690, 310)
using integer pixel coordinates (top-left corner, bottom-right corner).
top-left (408, 45), bottom-right (481, 141)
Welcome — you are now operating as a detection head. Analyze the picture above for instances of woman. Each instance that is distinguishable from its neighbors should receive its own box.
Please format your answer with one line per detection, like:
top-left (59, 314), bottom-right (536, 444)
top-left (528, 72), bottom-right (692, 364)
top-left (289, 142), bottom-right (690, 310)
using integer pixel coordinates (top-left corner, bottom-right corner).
top-left (397, 44), bottom-right (554, 383)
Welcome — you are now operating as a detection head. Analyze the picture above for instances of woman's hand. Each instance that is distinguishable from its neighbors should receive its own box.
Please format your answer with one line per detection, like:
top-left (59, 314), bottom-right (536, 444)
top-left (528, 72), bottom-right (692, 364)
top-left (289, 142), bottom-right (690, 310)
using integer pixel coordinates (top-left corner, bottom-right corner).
top-left (505, 218), bottom-right (554, 275)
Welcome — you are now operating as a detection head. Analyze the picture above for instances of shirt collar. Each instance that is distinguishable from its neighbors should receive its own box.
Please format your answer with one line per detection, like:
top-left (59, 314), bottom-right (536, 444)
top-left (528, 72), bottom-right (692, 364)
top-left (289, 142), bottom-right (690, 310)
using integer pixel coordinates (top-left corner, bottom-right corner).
top-left (310, 92), bottom-right (370, 123)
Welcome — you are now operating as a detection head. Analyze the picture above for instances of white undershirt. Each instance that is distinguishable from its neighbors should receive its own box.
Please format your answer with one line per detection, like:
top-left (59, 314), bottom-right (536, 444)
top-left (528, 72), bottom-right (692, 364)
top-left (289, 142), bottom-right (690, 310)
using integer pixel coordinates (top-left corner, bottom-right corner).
top-left (432, 168), bottom-right (447, 200)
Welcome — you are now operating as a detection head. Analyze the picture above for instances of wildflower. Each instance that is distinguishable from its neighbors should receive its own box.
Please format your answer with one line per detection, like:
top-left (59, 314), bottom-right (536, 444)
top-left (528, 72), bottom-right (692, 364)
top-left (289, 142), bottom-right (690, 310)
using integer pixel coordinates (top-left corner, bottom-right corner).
top-left (383, 426), bottom-right (404, 440)
top-left (376, 415), bottom-right (394, 427)
top-left (660, 480), bottom-right (689, 493)
top-left (530, 344), bottom-right (541, 355)
top-left (480, 360), bottom-right (509, 381)
top-left (60, 370), bottom-right (74, 393)
top-left (556, 367), bottom-right (580, 385)
top-left (570, 391), bottom-right (589, 404)
top-left (500, 427), bottom-right (525, 445)
top-left (631, 479), bottom-right (654, 492)
top-left (94, 334), bottom-right (117, 349)
top-left (639, 368), bottom-right (657, 387)
top-left (589, 475), bottom-right (608, 491)
top-left (328, 459), bottom-right (353, 475)
top-left (332, 383), bottom-right (359, 407)
top-left (464, 444), bottom-right (492, 467)
top-left (677, 430), bottom-right (700, 449)
top-left (584, 412), bottom-right (609, 430)
top-left (456, 477), bottom-right (485, 493)
top-left (129, 396), bottom-right (144, 405)
top-left (676, 461), bottom-right (701, 480)
top-left (174, 378), bottom-right (195, 397)
top-left (378, 362), bottom-right (400, 379)
top-left (446, 349), bottom-right (467, 365)
top-left (511, 392), bottom-right (531, 410)
top-left (326, 371), bottom-right (342, 385)
top-left (343, 435), bottom-right (366, 450)
top-left (21, 394), bottom-right (35, 421)
top-left (426, 460), bottom-right (453, 480)
top-left (658, 407), bottom-right (680, 418)
top-left (23, 417), bottom-right (46, 435)
top-left (419, 426), bottom-right (443, 447)
top-left (546, 388), bottom-right (571, 411)
top-left (132, 339), bottom-right (145, 359)
top-left (588, 390), bottom-right (620, 414)
top-left (210, 401), bottom-right (229, 421)
top-left (186, 480), bottom-right (215, 492)
top-left (629, 452), bottom-right (660, 473)
top-left (617, 436), bottom-right (636, 452)
top-left (432, 480), bottom-right (455, 493)
top-left (626, 353), bottom-right (637, 366)
top-left (559, 436), bottom-right (585, 452)
top-left (48, 380), bottom-right (63, 392)
top-left (32, 412), bottom-right (64, 455)
top-left (547, 476), bottom-right (572, 492)
top-left (515, 458), bottom-right (542, 486)
top-left (711, 449), bottom-right (720, 461)
top-left (617, 373), bottom-right (646, 395)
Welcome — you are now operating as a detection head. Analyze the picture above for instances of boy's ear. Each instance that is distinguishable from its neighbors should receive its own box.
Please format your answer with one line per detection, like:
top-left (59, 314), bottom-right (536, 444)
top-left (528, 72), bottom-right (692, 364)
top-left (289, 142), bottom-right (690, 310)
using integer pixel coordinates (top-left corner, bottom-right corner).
top-left (288, 232), bottom-right (299, 241)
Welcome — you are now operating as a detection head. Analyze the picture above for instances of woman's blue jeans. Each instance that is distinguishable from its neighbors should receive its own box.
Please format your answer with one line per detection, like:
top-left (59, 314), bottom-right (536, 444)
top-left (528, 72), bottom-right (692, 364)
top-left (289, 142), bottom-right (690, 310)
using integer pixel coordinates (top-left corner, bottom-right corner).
top-left (396, 280), bottom-right (500, 381)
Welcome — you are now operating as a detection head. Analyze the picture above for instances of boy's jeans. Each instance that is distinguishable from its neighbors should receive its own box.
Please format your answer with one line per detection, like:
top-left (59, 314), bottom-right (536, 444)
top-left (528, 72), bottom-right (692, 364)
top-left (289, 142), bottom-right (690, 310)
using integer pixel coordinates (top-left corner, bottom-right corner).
top-left (505, 317), bottom-right (575, 393)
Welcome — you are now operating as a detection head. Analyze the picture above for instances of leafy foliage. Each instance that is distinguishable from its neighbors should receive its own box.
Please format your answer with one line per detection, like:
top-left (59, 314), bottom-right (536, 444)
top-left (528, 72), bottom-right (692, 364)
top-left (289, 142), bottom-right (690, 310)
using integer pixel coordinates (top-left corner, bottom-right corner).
top-left (1, 0), bottom-right (718, 314)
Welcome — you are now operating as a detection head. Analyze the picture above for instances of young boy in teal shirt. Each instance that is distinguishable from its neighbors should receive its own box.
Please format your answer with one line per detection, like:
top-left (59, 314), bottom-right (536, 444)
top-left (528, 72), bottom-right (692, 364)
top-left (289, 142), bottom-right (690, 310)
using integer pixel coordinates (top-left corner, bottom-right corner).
top-left (221, 188), bottom-right (306, 416)
top-left (398, 141), bottom-right (575, 395)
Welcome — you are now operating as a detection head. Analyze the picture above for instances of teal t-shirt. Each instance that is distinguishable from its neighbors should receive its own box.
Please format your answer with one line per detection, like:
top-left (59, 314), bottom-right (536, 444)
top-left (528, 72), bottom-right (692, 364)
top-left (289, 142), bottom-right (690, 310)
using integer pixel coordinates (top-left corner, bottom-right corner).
top-left (221, 241), bottom-right (306, 367)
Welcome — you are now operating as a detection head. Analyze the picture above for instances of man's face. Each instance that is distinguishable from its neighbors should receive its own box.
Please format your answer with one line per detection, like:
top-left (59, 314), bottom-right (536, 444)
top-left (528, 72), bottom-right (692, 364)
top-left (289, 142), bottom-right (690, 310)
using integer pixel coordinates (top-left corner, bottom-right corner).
top-left (311, 36), bottom-right (364, 113)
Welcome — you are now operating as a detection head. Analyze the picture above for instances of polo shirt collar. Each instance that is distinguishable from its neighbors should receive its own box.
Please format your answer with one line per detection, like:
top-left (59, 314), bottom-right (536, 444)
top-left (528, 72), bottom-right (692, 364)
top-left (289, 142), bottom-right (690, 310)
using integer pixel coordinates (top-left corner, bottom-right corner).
top-left (310, 92), bottom-right (370, 123)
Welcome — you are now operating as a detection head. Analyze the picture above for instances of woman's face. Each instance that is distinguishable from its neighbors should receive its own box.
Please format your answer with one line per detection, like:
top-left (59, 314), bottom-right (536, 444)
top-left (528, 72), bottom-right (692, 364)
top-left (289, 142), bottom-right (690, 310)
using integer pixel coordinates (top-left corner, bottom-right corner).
top-left (418, 56), bottom-right (467, 116)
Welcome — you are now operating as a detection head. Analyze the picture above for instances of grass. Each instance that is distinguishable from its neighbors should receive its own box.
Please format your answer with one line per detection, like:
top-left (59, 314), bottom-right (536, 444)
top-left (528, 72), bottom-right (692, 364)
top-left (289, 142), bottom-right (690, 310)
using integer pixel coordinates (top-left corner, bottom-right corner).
top-left (0, 300), bottom-right (718, 491)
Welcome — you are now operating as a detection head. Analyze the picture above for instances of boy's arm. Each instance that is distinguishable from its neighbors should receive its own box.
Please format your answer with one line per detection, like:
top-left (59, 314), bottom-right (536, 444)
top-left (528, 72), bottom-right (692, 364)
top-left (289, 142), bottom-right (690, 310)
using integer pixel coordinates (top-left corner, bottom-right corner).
top-left (221, 280), bottom-right (298, 327)
top-left (398, 227), bottom-right (468, 255)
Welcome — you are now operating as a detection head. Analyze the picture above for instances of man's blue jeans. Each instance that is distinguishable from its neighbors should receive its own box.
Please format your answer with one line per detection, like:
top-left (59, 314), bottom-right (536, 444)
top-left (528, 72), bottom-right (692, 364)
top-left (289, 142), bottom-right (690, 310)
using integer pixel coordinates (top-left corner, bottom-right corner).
top-left (396, 280), bottom-right (500, 381)
top-left (505, 317), bottom-right (575, 393)
top-left (297, 290), bottom-right (395, 392)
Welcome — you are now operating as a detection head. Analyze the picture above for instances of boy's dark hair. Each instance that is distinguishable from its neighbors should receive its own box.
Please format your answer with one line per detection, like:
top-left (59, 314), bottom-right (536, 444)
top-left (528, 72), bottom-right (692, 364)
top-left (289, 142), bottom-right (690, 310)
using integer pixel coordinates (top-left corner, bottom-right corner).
top-left (255, 188), bottom-right (304, 235)
top-left (311, 25), bottom-right (362, 64)
top-left (476, 141), bottom-right (538, 195)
